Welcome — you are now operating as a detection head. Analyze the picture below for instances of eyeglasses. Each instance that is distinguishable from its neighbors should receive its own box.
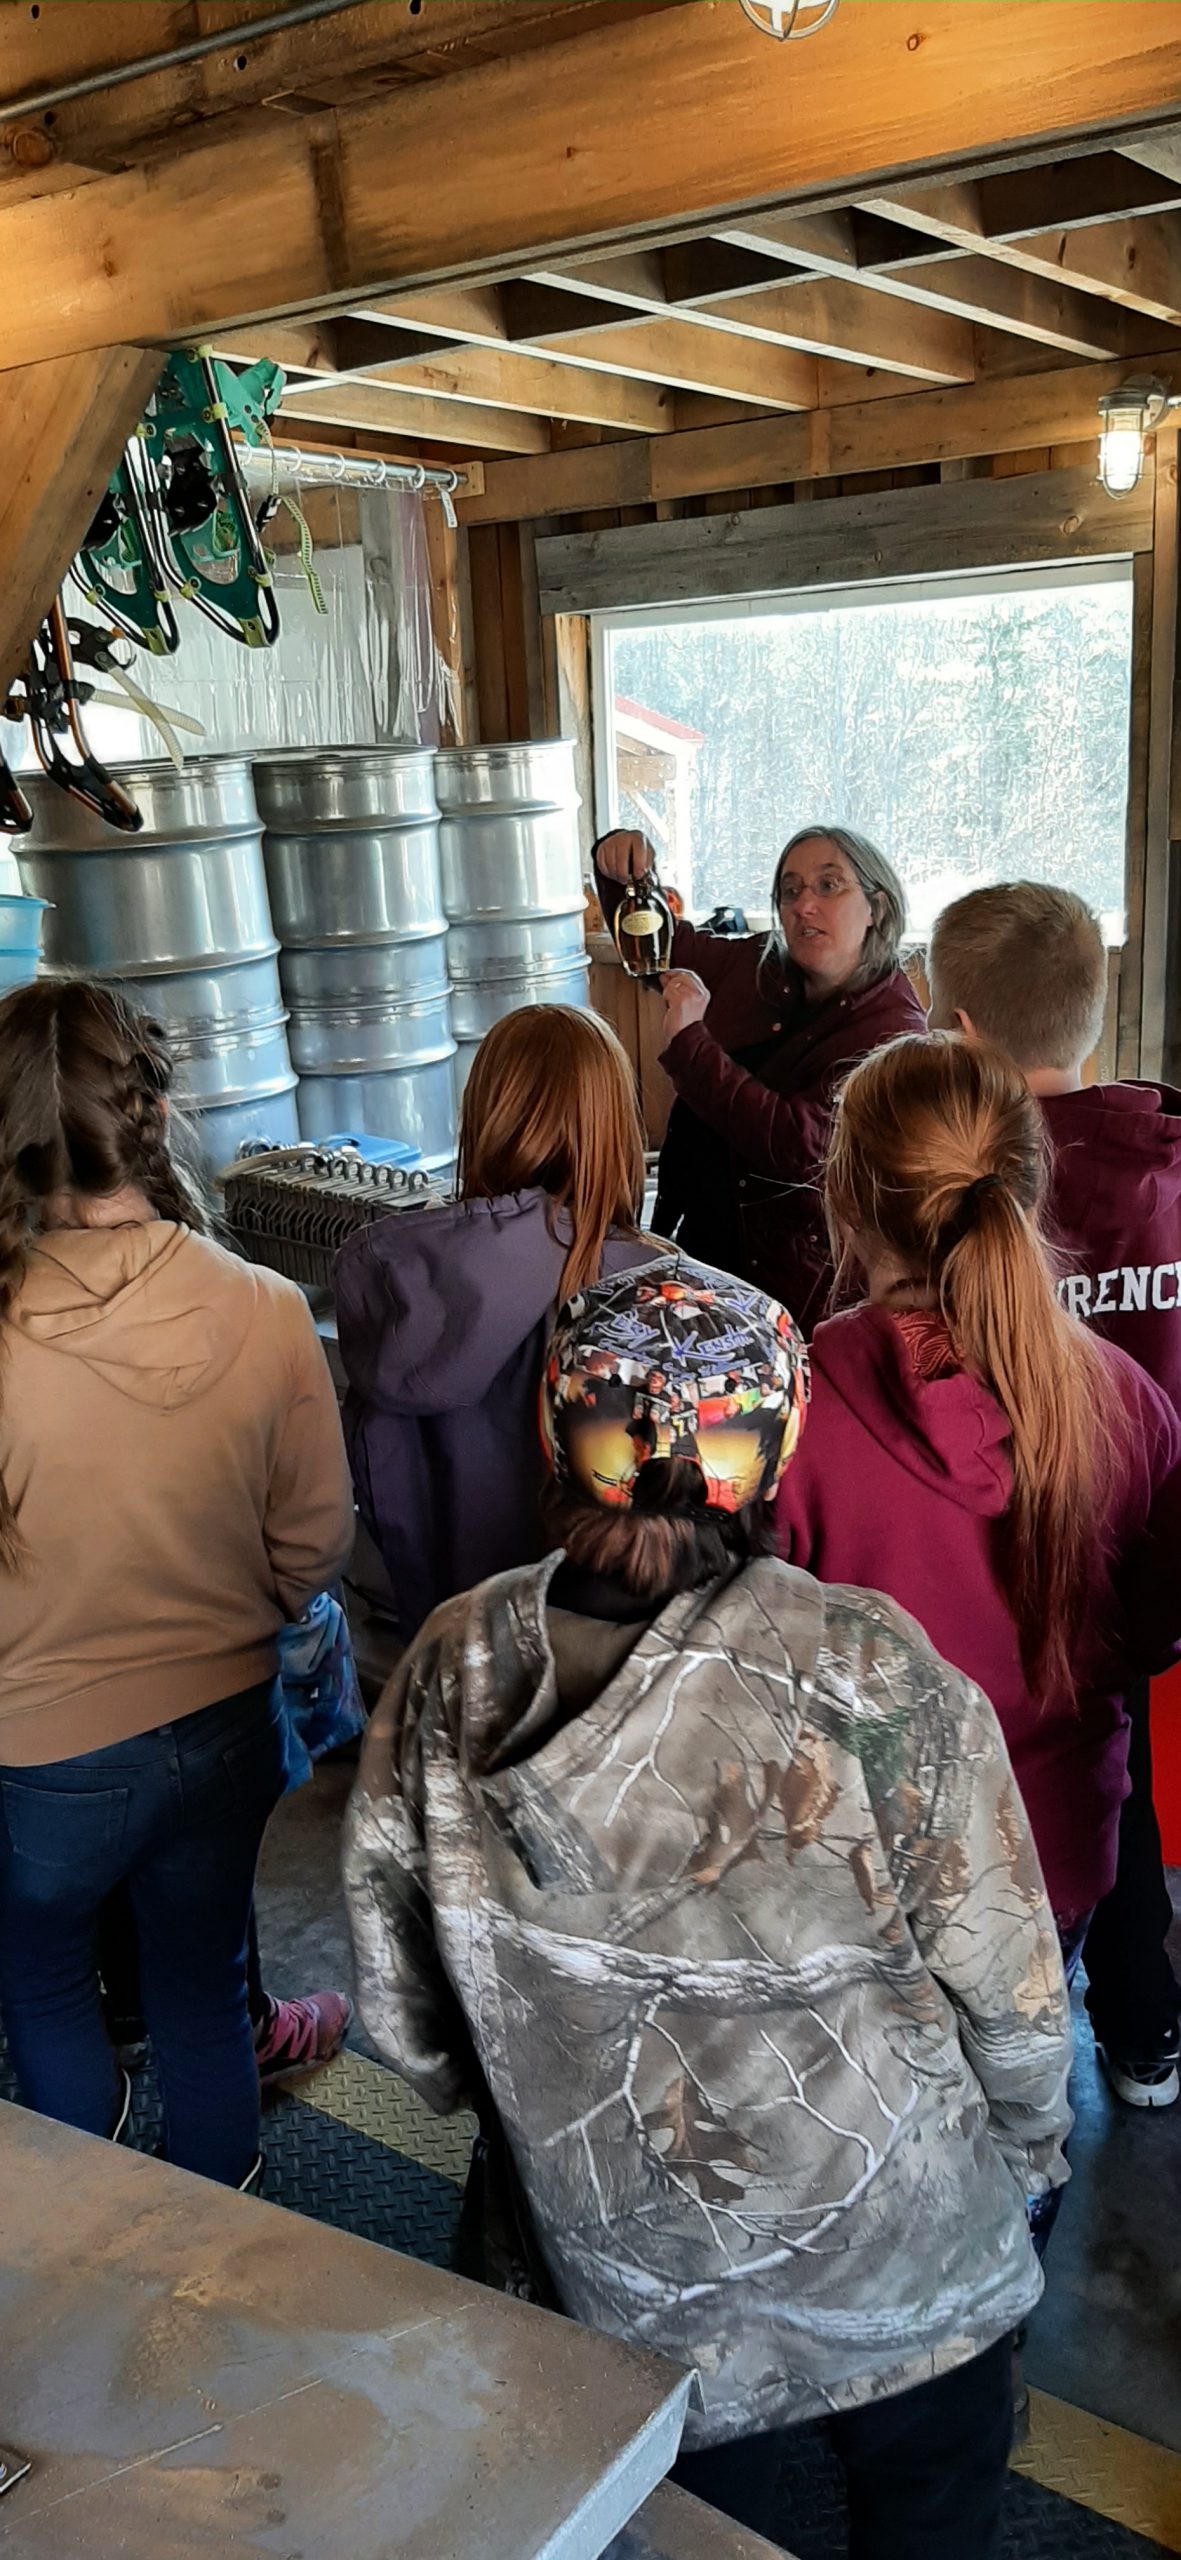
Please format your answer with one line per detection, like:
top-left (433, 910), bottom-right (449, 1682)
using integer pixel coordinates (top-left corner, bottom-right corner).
top-left (778, 871), bottom-right (853, 908)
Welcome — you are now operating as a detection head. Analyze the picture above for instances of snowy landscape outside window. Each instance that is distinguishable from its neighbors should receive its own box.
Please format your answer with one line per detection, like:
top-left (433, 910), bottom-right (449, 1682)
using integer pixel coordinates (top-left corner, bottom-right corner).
top-left (592, 563), bottom-right (1134, 945)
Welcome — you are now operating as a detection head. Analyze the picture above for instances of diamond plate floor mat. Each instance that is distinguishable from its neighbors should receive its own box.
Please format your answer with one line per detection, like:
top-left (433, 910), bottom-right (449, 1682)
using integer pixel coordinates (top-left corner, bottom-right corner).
top-left (760, 2430), bottom-right (1174, 2560)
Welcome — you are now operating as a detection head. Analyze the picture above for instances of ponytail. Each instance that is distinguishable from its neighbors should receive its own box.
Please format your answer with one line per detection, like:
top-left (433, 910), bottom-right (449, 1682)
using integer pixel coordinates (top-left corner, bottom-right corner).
top-left (0, 977), bottom-right (208, 1571)
top-left (827, 1032), bottom-right (1122, 1703)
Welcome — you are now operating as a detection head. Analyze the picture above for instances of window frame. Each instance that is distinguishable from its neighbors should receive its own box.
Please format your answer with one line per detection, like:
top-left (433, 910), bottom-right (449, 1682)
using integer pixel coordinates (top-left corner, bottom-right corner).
top-left (590, 557), bottom-right (1135, 884)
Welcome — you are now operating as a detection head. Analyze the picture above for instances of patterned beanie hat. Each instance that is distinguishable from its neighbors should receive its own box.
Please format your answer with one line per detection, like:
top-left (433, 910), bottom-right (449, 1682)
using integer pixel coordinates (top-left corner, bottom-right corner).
top-left (542, 1255), bottom-right (809, 1514)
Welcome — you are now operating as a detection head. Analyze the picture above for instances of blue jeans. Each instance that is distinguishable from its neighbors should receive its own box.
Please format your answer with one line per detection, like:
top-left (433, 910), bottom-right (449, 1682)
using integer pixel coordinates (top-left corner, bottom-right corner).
top-left (0, 1681), bottom-right (286, 2188)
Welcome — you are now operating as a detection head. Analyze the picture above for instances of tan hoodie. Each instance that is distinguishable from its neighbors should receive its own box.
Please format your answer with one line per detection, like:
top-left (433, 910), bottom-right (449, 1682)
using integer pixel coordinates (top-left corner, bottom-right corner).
top-left (0, 1222), bottom-right (355, 1765)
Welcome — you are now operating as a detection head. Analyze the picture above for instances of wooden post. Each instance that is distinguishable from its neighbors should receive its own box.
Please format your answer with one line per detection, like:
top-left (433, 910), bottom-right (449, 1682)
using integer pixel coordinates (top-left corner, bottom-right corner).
top-left (1140, 442), bottom-right (1181, 1078)
top-left (423, 503), bottom-right (476, 747)
top-left (0, 347), bottom-right (164, 699)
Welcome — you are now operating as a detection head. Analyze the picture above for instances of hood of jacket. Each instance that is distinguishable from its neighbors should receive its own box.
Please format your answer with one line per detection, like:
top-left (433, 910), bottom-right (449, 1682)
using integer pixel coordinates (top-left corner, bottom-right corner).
top-left (808, 1302), bottom-right (1014, 1518)
top-left (1044, 1081), bottom-right (1181, 1226)
top-left (10, 1222), bottom-right (258, 1409)
top-left (334, 1188), bottom-right (658, 1417)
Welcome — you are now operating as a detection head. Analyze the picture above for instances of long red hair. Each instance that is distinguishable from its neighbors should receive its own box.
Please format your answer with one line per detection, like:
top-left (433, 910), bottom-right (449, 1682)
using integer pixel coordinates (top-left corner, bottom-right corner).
top-left (826, 1032), bottom-right (1122, 1703)
top-left (458, 1005), bottom-right (645, 1299)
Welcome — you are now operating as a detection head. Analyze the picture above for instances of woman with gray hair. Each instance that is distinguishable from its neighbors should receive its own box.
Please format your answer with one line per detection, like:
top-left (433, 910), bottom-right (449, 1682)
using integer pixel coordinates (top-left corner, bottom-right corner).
top-left (595, 824), bottom-right (921, 1328)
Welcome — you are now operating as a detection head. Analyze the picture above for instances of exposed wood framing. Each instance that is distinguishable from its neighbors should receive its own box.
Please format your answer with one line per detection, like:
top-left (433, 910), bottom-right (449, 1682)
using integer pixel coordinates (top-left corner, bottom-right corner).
top-left (6, 5), bottom-right (1181, 366)
top-left (459, 351), bottom-right (1181, 522)
top-left (0, 345), bottom-right (164, 694)
top-left (0, 3), bottom-right (683, 162)
top-left (279, 383), bottom-right (552, 454)
top-left (1140, 450), bottom-right (1181, 1078)
top-left (534, 464), bottom-right (1153, 616)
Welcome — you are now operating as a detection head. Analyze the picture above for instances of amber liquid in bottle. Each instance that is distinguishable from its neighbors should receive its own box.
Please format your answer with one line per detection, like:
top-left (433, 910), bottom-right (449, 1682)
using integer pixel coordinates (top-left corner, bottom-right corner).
top-left (613, 871), bottom-right (675, 985)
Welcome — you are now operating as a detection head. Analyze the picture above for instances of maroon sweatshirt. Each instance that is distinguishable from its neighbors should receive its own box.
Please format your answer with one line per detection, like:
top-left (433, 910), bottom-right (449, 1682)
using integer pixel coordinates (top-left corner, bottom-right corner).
top-left (1043, 1082), bottom-right (1181, 1423)
top-left (595, 863), bottom-right (924, 1328)
top-left (776, 1302), bottom-right (1181, 1923)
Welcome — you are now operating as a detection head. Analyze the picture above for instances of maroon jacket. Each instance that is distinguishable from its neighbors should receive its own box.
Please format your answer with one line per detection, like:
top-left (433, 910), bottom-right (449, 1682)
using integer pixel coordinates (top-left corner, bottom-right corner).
top-left (1043, 1082), bottom-right (1181, 1424)
top-left (776, 1302), bottom-right (1181, 1923)
top-left (596, 868), bottom-right (923, 1329)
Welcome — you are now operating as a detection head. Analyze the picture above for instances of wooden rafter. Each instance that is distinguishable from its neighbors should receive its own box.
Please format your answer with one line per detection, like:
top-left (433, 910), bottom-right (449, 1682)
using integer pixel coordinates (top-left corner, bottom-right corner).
top-left (5, 3), bottom-right (1181, 368)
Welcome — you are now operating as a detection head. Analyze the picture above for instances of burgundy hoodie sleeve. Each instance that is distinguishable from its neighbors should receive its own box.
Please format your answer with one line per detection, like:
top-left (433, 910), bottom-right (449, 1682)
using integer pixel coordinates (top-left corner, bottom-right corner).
top-left (660, 1018), bottom-right (840, 1183)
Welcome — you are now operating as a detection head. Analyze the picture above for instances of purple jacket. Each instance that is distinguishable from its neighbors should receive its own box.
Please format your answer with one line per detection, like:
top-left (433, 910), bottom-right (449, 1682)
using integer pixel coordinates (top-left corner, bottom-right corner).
top-left (334, 1190), bottom-right (659, 1639)
top-left (776, 1302), bottom-right (1181, 1922)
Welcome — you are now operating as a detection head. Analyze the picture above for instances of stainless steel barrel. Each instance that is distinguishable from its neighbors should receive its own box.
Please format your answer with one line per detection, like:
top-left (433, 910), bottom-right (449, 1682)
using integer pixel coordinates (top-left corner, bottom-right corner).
top-left (254, 747), bottom-right (446, 948)
top-left (435, 743), bottom-right (587, 1087)
top-left (253, 748), bottom-right (457, 1167)
top-left (447, 912), bottom-right (589, 1041)
top-left (15, 760), bottom-right (299, 1173)
top-left (434, 740), bottom-right (583, 923)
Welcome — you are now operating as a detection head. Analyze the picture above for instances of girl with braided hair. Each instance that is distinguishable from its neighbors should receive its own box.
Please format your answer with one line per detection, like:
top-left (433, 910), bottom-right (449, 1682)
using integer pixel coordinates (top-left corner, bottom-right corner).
top-left (0, 978), bottom-right (353, 2188)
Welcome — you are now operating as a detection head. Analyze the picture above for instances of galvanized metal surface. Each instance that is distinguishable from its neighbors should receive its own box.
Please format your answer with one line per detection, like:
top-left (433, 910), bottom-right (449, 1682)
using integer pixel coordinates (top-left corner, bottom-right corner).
top-left (449, 957), bottom-right (590, 1040)
top-left (435, 740), bottom-right (583, 924)
top-left (264, 823), bottom-right (448, 949)
top-left (447, 910), bottom-right (588, 988)
top-left (297, 1054), bottom-right (457, 1167)
top-left (606, 2484), bottom-right (786, 2560)
top-left (0, 2103), bottom-right (689, 2559)
top-left (280, 931), bottom-right (449, 1011)
top-left (254, 748), bottom-right (439, 835)
top-left (288, 986), bottom-right (455, 1075)
top-left (121, 952), bottom-right (292, 1099)
top-left (434, 741), bottom-right (581, 815)
top-left (192, 1085), bottom-right (302, 1174)
top-left (17, 758), bottom-right (261, 852)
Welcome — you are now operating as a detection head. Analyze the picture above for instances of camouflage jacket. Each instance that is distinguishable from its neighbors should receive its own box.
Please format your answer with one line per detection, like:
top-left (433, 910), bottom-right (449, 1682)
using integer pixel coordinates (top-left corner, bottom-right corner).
top-left (344, 1554), bottom-right (1072, 2443)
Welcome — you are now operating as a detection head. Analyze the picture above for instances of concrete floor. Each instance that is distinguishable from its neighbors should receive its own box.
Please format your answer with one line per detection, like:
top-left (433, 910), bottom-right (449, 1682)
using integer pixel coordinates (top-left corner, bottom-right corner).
top-left (256, 1762), bottom-right (1181, 2461)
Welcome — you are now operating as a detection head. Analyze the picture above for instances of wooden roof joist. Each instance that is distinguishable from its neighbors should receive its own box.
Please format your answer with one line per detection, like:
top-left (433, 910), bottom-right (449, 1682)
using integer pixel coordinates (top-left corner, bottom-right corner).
top-left (456, 347), bottom-right (1181, 522)
top-left (6, 2), bottom-right (1181, 368)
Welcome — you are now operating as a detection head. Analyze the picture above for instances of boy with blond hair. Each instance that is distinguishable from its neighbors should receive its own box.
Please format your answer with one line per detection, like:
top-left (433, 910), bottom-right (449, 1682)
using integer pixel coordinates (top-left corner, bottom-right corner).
top-left (930, 880), bottom-right (1181, 2110)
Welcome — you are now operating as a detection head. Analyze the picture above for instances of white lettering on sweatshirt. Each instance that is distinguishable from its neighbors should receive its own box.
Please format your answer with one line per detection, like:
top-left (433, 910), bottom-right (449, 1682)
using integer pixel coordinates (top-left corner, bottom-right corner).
top-left (1058, 1261), bottom-right (1181, 1319)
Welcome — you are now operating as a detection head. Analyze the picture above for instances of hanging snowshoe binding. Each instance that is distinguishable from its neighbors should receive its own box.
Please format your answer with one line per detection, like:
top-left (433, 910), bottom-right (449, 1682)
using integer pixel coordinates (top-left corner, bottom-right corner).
top-left (74, 438), bottom-right (181, 657)
top-left (146, 351), bottom-right (284, 648)
top-left (13, 600), bottom-right (142, 832)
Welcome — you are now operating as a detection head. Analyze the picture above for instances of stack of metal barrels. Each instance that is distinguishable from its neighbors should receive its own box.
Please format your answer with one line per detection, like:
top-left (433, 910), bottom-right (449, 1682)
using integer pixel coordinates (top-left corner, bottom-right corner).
top-left (436, 740), bottom-right (588, 1094)
top-left (254, 747), bottom-right (458, 1173)
top-left (16, 759), bottom-right (301, 1173)
top-left (13, 737), bottom-right (588, 1179)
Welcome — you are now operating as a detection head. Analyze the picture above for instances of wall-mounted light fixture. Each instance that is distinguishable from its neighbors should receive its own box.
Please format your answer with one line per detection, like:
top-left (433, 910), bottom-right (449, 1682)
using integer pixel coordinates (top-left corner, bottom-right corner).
top-left (1098, 380), bottom-right (1181, 496)
top-left (738, 0), bottom-right (840, 36)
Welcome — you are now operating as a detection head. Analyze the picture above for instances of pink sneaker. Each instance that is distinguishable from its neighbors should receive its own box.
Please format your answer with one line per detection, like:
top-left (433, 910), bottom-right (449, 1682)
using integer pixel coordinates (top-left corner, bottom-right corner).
top-left (253, 1990), bottom-right (353, 2091)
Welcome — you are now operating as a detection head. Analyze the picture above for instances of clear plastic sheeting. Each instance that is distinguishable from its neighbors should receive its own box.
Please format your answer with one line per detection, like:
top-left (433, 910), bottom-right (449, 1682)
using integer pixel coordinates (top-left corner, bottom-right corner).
top-left (12, 479), bottom-right (452, 771)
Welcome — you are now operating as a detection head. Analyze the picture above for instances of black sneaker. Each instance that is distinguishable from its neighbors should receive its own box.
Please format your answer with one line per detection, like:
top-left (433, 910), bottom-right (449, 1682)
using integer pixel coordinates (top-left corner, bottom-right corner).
top-left (1097, 2025), bottom-right (1179, 2110)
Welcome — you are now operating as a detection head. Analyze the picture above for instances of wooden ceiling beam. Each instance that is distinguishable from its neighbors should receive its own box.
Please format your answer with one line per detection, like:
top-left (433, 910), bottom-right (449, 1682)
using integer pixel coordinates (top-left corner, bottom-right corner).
top-left (861, 185), bottom-right (1181, 322)
top-left (0, 345), bottom-right (164, 694)
top-left (337, 286), bottom-right (821, 408)
top-left (975, 152), bottom-right (1181, 233)
top-left (0, 3), bottom-right (683, 162)
top-left (713, 211), bottom-right (1127, 356)
top-left (517, 259), bottom-right (971, 382)
top-left (457, 345), bottom-right (1181, 522)
top-left (283, 343), bottom-right (675, 430)
top-left (7, 2), bottom-right (1181, 365)
top-left (277, 380), bottom-right (552, 453)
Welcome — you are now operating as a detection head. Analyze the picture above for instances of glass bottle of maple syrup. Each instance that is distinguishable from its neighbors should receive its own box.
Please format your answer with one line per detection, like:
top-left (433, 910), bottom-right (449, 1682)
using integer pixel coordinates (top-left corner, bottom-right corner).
top-left (611, 869), bottom-right (676, 985)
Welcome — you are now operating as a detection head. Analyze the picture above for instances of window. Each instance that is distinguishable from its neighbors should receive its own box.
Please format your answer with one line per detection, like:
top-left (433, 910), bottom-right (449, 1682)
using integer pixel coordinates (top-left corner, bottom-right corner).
top-left (592, 563), bottom-right (1134, 943)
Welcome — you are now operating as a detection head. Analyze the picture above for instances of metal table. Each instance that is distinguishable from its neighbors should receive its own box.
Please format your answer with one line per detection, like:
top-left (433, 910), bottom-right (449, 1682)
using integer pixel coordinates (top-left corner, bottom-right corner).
top-left (0, 2102), bottom-right (690, 2558)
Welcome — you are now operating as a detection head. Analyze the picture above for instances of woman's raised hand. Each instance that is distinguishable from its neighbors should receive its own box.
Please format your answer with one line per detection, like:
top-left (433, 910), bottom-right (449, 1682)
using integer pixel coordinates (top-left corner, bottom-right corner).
top-left (595, 829), bottom-right (656, 883)
top-left (662, 970), bottom-right (710, 1042)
